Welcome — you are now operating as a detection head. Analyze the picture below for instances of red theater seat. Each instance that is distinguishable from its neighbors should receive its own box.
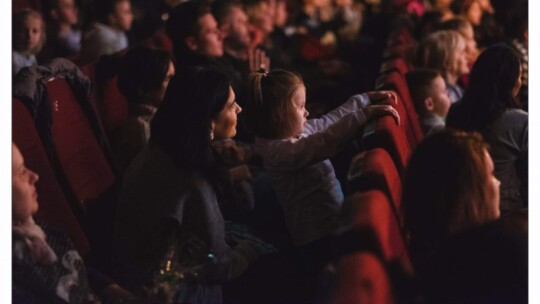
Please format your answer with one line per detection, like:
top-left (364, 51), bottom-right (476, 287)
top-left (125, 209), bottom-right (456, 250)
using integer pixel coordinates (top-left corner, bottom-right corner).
top-left (13, 98), bottom-right (90, 256)
top-left (332, 252), bottom-right (395, 304)
top-left (345, 190), bottom-right (411, 270)
top-left (46, 78), bottom-right (116, 203)
top-left (348, 148), bottom-right (402, 214)
top-left (376, 71), bottom-right (424, 148)
top-left (362, 116), bottom-right (411, 179)
top-left (380, 58), bottom-right (410, 77)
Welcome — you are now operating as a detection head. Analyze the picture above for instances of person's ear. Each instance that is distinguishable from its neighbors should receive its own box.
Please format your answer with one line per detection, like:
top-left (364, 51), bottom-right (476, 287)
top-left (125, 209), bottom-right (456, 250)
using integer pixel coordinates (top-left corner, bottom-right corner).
top-left (185, 36), bottom-right (198, 51)
top-left (424, 97), bottom-right (434, 111)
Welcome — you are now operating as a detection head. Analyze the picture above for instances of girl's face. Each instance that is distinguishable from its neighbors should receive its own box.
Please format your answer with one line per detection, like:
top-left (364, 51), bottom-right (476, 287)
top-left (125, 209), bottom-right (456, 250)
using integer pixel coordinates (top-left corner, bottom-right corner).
top-left (212, 86), bottom-right (242, 140)
top-left (12, 144), bottom-right (39, 224)
top-left (290, 85), bottom-right (309, 137)
top-left (449, 42), bottom-right (470, 77)
top-left (16, 16), bottom-right (43, 53)
top-left (461, 25), bottom-right (478, 64)
top-left (483, 150), bottom-right (500, 219)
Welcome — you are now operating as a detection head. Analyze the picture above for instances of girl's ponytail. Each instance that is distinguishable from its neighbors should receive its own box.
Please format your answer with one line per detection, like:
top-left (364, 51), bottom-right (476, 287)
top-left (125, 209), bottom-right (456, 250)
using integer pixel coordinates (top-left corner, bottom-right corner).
top-left (246, 69), bottom-right (304, 139)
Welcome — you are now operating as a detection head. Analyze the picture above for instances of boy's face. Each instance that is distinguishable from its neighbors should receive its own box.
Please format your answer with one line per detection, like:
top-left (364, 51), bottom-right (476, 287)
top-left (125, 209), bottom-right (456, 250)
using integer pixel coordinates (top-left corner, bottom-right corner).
top-left (290, 85), bottom-right (309, 137)
top-left (196, 13), bottom-right (224, 57)
top-left (55, 0), bottom-right (78, 26)
top-left (428, 75), bottom-right (451, 117)
top-left (110, 0), bottom-right (133, 31)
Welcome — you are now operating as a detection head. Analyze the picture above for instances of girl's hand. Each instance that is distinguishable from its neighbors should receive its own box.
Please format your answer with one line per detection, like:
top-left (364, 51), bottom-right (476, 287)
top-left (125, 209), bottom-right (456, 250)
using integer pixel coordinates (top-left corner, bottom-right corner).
top-left (364, 105), bottom-right (401, 126)
top-left (366, 90), bottom-right (398, 105)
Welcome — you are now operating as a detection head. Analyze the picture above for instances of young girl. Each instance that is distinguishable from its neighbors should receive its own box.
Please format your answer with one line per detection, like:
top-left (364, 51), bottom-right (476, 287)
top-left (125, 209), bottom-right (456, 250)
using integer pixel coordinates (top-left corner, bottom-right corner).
top-left (415, 30), bottom-right (469, 103)
top-left (246, 69), bottom-right (399, 272)
top-left (13, 9), bottom-right (46, 75)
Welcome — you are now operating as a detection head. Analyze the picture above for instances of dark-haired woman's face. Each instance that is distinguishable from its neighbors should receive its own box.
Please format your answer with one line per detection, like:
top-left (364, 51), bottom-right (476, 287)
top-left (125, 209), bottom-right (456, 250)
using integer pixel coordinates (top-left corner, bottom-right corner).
top-left (212, 87), bottom-right (242, 140)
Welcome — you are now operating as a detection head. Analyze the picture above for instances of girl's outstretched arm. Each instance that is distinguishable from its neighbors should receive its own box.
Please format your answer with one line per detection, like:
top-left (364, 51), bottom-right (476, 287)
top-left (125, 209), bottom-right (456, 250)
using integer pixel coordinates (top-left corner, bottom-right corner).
top-left (306, 91), bottom-right (396, 133)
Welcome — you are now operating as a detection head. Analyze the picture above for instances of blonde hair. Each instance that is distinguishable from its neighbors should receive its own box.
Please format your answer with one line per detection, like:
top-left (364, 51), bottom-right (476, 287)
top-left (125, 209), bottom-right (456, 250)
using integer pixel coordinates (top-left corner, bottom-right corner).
top-left (246, 69), bottom-right (304, 139)
top-left (13, 9), bottom-right (46, 54)
top-left (415, 30), bottom-right (465, 77)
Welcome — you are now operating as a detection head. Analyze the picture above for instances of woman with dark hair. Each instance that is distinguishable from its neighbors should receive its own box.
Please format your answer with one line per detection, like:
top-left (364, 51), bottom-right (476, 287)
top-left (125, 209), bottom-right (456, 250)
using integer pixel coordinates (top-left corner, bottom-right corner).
top-left (113, 67), bottom-right (260, 303)
top-left (402, 129), bottom-right (500, 272)
top-left (402, 129), bottom-right (527, 304)
top-left (112, 46), bottom-right (175, 171)
top-left (446, 43), bottom-right (527, 213)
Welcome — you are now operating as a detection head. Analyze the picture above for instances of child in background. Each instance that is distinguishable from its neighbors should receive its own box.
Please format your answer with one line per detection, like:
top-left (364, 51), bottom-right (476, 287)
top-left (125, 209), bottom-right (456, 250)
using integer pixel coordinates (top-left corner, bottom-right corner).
top-left (43, 0), bottom-right (82, 58)
top-left (246, 69), bottom-right (399, 273)
top-left (406, 68), bottom-right (451, 135)
top-left (80, 0), bottom-right (133, 64)
top-left (415, 30), bottom-right (469, 103)
top-left (437, 17), bottom-right (479, 67)
top-left (13, 9), bottom-right (46, 75)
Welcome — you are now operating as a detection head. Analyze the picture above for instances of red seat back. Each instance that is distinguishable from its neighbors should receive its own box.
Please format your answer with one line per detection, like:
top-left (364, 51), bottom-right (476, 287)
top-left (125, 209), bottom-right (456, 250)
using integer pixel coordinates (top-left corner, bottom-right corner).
top-left (46, 78), bottom-right (116, 203)
top-left (362, 116), bottom-right (411, 179)
top-left (380, 58), bottom-right (410, 77)
top-left (376, 71), bottom-right (424, 148)
top-left (142, 30), bottom-right (174, 52)
top-left (348, 148), bottom-right (402, 214)
top-left (332, 252), bottom-right (395, 304)
top-left (345, 190), bottom-right (411, 271)
top-left (80, 63), bottom-right (129, 136)
top-left (13, 98), bottom-right (90, 255)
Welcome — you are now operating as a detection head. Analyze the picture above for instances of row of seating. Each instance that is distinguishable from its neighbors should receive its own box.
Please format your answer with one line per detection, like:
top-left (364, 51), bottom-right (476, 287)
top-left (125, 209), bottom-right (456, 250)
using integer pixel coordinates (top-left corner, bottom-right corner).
top-left (331, 22), bottom-right (420, 303)
top-left (13, 60), bottom-right (120, 270)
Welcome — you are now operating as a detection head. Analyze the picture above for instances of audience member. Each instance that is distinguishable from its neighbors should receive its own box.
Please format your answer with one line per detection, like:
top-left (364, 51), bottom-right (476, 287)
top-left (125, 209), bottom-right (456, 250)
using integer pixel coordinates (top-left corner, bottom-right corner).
top-left (212, 0), bottom-right (270, 142)
top-left (166, 0), bottom-right (223, 68)
top-left (242, 0), bottom-right (275, 49)
top-left (112, 46), bottom-right (175, 172)
top-left (427, 0), bottom-right (455, 21)
top-left (246, 69), bottom-right (399, 274)
top-left (446, 43), bottom-right (527, 213)
top-left (406, 68), bottom-right (451, 135)
top-left (436, 17), bottom-right (479, 66)
top-left (42, 0), bottom-right (82, 59)
top-left (402, 129), bottom-right (500, 274)
top-left (415, 30), bottom-right (469, 103)
top-left (12, 143), bottom-right (164, 304)
top-left (13, 9), bottom-right (46, 75)
top-left (113, 67), bottom-right (263, 302)
top-left (80, 0), bottom-right (133, 64)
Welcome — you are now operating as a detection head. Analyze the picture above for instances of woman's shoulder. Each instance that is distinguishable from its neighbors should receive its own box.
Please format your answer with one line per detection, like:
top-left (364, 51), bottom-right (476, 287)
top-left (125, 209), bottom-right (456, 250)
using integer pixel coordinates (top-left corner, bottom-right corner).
top-left (492, 108), bottom-right (528, 129)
